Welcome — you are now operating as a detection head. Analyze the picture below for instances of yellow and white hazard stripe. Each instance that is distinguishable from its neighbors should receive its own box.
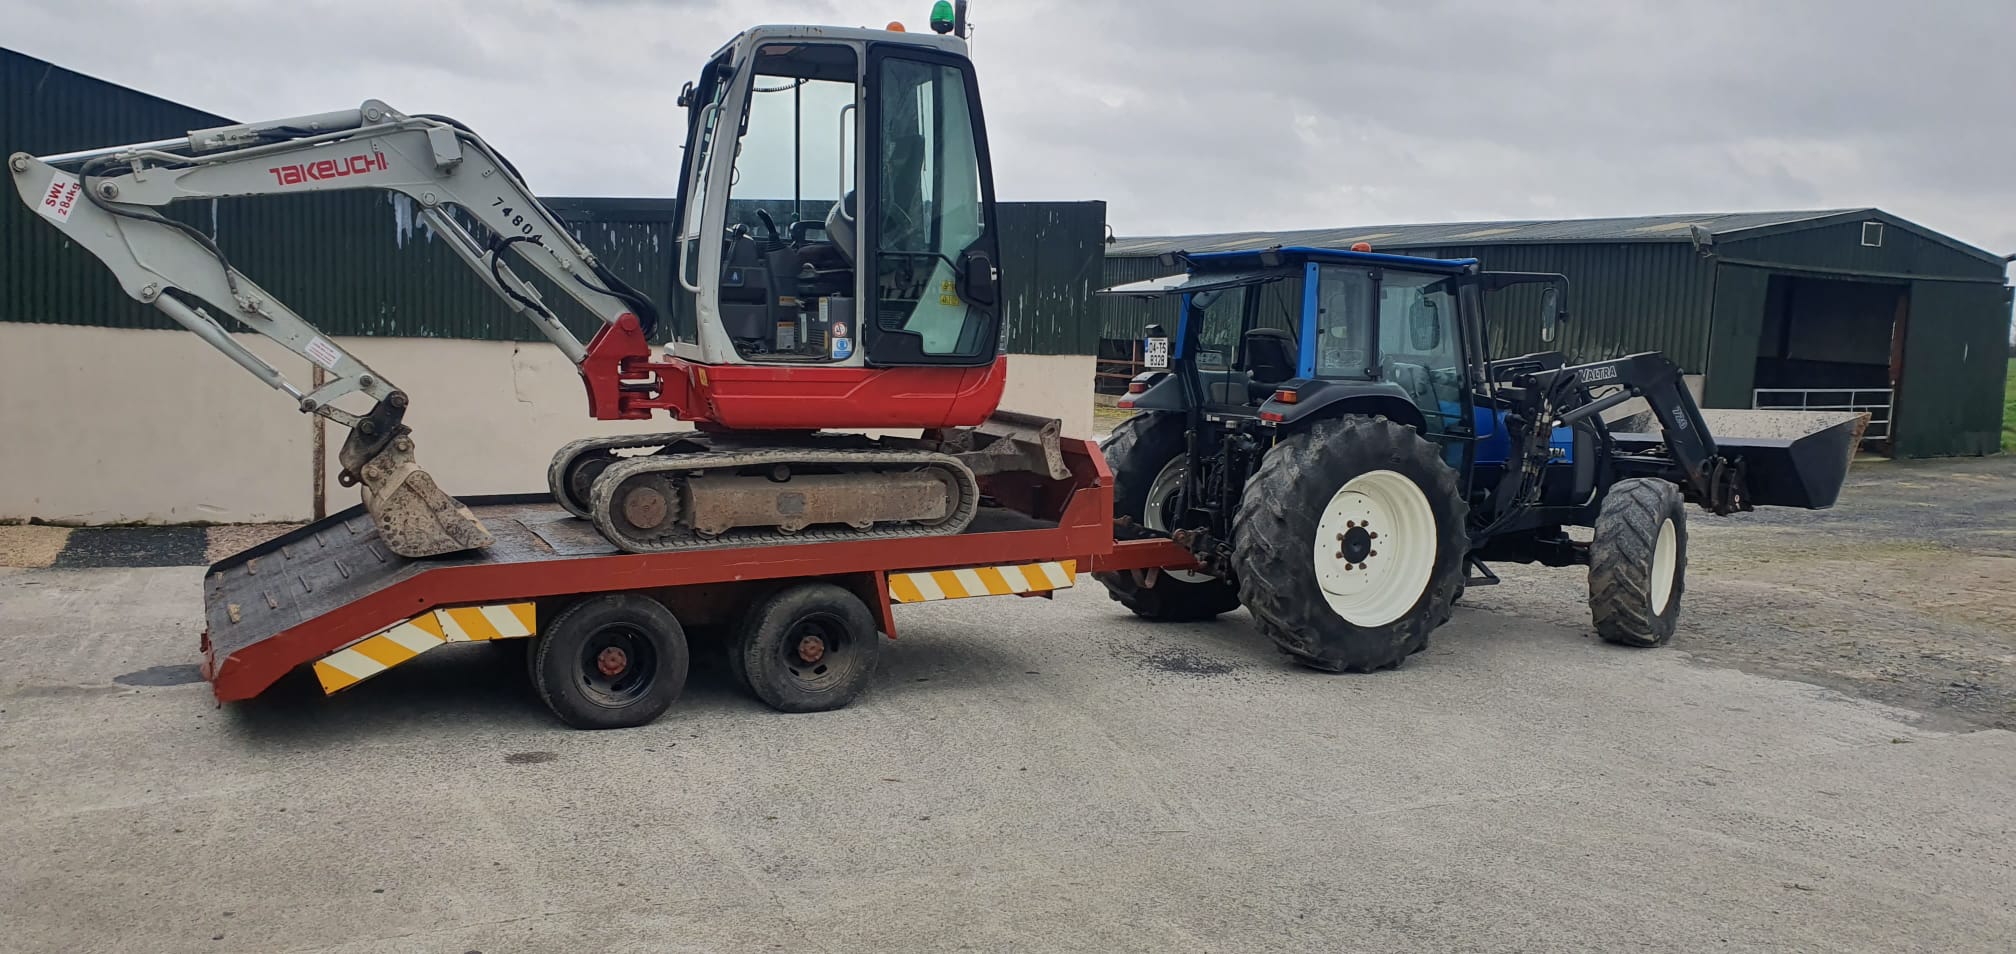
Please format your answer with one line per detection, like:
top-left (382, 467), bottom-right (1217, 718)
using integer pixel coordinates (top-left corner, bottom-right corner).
top-left (313, 602), bottom-right (536, 694)
top-left (888, 560), bottom-right (1076, 604)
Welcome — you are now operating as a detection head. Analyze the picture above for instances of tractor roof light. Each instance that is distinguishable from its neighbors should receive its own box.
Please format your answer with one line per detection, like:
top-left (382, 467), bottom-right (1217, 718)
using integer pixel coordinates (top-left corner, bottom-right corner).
top-left (887, 20), bottom-right (908, 31)
top-left (930, 0), bottom-right (957, 33)
top-left (1350, 242), bottom-right (1373, 252)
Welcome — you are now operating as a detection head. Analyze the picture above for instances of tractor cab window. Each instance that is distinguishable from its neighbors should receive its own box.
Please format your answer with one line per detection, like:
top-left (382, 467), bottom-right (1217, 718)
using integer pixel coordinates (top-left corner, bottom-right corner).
top-left (1378, 270), bottom-right (1463, 434)
top-left (1313, 265), bottom-right (1375, 379)
top-left (716, 43), bottom-right (861, 362)
top-left (1187, 286), bottom-right (1248, 370)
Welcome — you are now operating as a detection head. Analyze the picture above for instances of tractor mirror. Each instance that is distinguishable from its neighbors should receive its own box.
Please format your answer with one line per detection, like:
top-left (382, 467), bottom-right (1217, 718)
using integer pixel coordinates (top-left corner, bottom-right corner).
top-left (1408, 298), bottom-right (1441, 351)
top-left (1539, 285), bottom-right (1561, 343)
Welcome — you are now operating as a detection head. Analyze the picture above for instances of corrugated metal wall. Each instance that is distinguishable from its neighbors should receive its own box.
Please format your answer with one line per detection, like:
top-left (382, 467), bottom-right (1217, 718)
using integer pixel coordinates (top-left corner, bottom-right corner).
top-left (995, 201), bottom-right (1106, 355)
top-left (1714, 217), bottom-right (2007, 282)
top-left (1102, 242), bottom-right (1717, 370)
top-left (3, 49), bottom-right (1105, 356)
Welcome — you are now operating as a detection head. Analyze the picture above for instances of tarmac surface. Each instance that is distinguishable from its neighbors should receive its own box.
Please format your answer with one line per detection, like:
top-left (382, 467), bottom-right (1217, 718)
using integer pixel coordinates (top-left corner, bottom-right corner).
top-left (3, 554), bottom-right (2013, 953)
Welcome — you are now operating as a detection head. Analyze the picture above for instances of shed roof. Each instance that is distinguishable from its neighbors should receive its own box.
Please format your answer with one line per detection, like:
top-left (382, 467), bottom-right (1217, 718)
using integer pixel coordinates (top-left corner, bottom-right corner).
top-left (1107, 209), bottom-right (2007, 267)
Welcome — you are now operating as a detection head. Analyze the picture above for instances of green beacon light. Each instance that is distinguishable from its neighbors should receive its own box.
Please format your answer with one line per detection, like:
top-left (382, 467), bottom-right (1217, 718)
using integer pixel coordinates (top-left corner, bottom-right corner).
top-left (929, 0), bottom-right (956, 34)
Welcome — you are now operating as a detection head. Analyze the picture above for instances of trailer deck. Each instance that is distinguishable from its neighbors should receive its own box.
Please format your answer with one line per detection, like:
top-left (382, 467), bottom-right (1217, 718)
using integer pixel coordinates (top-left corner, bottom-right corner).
top-left (200, 437), bottom-right (1193, 707)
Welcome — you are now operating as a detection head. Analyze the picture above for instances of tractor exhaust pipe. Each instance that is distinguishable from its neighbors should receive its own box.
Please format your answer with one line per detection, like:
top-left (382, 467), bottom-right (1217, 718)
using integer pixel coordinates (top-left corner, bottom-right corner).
top-left (336, 394), bottom-right (494, 558)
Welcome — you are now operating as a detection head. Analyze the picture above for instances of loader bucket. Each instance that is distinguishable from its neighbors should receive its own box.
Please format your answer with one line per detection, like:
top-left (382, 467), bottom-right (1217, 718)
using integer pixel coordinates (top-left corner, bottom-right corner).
top-left (1611, 409), bottom-right (1866, 510)
top-left (350, 435), bottom-right (495, 557)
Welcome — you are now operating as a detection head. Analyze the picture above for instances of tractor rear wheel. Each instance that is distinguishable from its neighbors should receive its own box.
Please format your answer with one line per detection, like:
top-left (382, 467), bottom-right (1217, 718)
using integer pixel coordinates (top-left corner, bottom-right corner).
top-left (1232, 415), bottom-right (1466, 671)
top-left (1092, 413), bottom-right (1242, 621)
top-left (1588, 477), bottom-right (1688, 647)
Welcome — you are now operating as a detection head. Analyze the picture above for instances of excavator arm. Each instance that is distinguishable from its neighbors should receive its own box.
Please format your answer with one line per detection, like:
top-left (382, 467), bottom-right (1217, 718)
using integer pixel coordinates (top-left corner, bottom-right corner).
top-left (9, 101), bottom-right (663, 556)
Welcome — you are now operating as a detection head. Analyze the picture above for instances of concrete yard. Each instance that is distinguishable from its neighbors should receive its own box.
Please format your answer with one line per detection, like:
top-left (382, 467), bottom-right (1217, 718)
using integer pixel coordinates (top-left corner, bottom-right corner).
top-left (3, 456), bottom-right (2015, 953)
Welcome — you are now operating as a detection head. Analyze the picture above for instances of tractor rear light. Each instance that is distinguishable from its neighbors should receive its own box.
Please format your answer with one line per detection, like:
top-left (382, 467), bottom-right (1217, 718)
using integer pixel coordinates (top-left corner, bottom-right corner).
top-left (1273, 389), bottom-right (1298, 404)
top-left (1117, 397), bottom-right (1136, 409)
top-left (1259, 410), bottom-right (1284, 423)
top-left (1127, 381), bottom-right (1148, 394)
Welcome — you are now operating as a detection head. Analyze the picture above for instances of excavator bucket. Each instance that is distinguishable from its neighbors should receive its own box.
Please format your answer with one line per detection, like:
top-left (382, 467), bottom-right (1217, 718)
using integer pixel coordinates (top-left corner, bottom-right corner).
top-left (348, 435), bottom-right (495, 557)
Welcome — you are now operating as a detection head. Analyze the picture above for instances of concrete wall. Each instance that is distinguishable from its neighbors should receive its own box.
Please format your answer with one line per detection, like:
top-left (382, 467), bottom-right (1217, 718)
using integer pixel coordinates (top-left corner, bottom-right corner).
top-left (0, 324), bottom-right (1095, 524)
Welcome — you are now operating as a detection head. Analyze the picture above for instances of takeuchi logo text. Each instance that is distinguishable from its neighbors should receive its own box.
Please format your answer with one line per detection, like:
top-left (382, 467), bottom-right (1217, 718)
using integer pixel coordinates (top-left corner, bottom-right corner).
top-left (269, 149), bottom-right (387, 186)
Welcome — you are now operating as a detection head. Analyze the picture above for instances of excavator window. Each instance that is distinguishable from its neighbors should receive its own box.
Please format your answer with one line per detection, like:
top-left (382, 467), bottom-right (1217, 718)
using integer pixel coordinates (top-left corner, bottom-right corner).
top-left (717, 43), bottom-right (863, 362)
top-left (864, 53), bottom-right (997, 365)
top-left (679, 55), bottom-right (733, 310)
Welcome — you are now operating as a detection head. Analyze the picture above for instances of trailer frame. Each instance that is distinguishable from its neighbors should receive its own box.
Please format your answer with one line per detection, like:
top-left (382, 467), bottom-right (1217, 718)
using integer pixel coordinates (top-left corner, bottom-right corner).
top-left (200, 437), bottom-right (1193, 725)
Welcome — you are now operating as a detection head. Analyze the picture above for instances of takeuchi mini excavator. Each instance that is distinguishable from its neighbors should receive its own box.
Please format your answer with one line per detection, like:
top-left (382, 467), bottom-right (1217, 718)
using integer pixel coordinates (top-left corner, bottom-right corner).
top-left (11, 18), bottom-right (1063, 558)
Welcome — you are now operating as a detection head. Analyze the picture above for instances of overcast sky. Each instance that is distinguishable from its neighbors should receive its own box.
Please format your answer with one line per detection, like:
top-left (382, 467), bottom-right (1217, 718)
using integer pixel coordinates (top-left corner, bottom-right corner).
top-left (16, 0), bottom-right (2016, 257)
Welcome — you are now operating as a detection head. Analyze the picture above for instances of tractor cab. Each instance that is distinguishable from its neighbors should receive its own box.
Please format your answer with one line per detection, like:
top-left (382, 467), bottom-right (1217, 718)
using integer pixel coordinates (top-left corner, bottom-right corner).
top-left (1102, 247), bottom-right (1502, 459)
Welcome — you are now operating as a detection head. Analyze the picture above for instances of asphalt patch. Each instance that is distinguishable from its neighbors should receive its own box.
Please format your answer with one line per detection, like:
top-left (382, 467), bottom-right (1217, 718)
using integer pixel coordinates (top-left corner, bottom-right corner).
top-left (505, 751), bottom-right (559, 765)
top-left (114, 664), bottom-right (205, 687)
top-left (1139, 647), bottom-right (1236, 677)
top-left (52, 527), bottom-right (208, 568)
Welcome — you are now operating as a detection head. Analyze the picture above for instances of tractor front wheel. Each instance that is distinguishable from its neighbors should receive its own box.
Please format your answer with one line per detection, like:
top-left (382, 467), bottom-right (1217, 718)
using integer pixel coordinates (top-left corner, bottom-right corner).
top-left (1232, 415), bottom-right (1466, 671)
top-left (1588, 478), bottom-right (1688, 647)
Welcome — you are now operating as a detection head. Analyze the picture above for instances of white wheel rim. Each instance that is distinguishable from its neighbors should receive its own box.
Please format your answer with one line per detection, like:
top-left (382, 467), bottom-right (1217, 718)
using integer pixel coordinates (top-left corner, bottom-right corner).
top-left (1650, 518), bottom-right (1678, 615)
top-left (1312, 470), bottom-right (1438, 627)
top-left (1144, 457), bottom-right (1215, 583)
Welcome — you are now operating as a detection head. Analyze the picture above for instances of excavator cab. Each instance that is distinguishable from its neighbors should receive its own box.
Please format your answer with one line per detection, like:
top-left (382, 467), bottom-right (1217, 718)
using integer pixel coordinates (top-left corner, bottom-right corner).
top-left (675, 27), bottom-right (1002, 371)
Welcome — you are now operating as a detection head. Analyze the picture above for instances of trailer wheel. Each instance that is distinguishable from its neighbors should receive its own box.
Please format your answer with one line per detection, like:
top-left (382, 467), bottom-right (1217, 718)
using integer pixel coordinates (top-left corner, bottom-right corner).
top-left (532, 594), bottom-right (690, 729)
top-left (1092, 413), bottom-right (1242, 621)
top-left (737, 583), bottom-right (881, 713)
top-left (1232, 415), bottom-right (1466, 671)
top-left (1588, 478), bottom-right (1688, 648)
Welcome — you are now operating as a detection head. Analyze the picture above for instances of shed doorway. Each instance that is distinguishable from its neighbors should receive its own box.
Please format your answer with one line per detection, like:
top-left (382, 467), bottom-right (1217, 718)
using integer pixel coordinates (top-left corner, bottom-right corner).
top-left (1750, 274), bottom-right (1907, 450)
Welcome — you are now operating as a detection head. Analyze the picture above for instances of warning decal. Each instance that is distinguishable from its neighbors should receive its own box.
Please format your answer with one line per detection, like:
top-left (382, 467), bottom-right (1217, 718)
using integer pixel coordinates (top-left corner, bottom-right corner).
top-left (304, 336), bottom-right (344, 371)
top-left (36, 173), bottom-right (84, 223)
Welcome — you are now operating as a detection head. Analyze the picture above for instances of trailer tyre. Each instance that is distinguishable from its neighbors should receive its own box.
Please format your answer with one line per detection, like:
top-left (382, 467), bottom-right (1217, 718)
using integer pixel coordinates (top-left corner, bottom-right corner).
top-left (1092, 413), bottom-right (1242, 621)
top-left (1588, 478), bottom-right (1687, 648)
top-left (737, 583), bottom-right (881, 713)
top-left (532, 594), bottom-right (690, 729)
top-left (1233, 415), bottom-right (1466, 672)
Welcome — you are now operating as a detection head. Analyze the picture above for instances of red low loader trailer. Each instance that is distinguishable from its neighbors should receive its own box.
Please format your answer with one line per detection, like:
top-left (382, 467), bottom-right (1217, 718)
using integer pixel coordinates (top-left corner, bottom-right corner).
top-left (201, 437), bottom-right (1191, 728)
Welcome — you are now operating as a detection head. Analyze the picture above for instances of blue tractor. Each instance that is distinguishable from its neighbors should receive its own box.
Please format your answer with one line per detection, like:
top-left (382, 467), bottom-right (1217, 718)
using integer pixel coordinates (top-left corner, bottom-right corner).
top-left (1095, 246), bottom-right (1860, 671)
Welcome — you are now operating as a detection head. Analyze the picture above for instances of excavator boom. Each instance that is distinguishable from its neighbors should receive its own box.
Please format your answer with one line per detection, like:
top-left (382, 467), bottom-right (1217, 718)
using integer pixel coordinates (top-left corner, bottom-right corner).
top-left (8, 100), bottom-right (667, 556)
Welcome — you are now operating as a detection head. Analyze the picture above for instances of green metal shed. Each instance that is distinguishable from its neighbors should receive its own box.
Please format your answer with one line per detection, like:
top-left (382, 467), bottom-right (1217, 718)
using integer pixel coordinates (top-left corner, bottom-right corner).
top-left (1104, 211), bottom-right (2012, 457)
top-left (3, 47), bottom-right (1105, 356)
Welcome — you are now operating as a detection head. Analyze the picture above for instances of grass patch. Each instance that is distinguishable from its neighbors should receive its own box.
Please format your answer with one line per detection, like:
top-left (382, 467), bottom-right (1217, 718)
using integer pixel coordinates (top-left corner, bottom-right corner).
top-left (2004, 358), bottom-right (2015, 452)
top-left (1091, 404), bottom-right (1136, 433)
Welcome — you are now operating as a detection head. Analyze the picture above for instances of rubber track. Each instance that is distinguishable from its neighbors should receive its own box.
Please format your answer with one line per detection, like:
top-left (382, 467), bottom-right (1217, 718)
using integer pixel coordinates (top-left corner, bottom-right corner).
top-left (587, 448), bottom-right (982, 554)
top-left (1588, 477), bottom-right (1685, 648)
top-left (546, 431), bottom-right (694, 520)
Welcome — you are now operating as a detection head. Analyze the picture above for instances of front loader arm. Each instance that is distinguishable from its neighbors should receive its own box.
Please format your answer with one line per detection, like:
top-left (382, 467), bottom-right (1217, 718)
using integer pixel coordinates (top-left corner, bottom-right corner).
top-left (8, 101), bottom-right (658, 556)
top-left (1525, 353), bottom-right (1746, 514)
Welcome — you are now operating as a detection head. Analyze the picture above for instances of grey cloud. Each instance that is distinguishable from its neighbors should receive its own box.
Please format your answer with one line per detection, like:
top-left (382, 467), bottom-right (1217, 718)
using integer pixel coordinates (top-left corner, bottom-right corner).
top-left (12, 0), bottom-right (2013, 255)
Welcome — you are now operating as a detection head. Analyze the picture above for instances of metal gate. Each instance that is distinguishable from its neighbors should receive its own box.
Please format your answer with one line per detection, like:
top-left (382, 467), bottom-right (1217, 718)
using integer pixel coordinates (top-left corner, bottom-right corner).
top-left (1753, 387), bottom-right (1892, 441)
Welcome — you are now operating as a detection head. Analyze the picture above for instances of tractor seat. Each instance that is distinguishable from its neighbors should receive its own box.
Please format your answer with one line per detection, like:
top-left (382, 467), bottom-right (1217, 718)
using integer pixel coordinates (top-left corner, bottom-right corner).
top-left (1244, 328), bottom-right (1300, 401)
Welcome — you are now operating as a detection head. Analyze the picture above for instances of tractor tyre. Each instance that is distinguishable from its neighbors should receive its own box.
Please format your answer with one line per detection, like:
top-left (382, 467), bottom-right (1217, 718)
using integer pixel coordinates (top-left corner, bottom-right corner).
top-left (1092, 412), bottom-right (1242, 621)
top-left (1232, 415), bottom-right (1466, 672)
top-left (1588, 477), bottom-right (1688, 648)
